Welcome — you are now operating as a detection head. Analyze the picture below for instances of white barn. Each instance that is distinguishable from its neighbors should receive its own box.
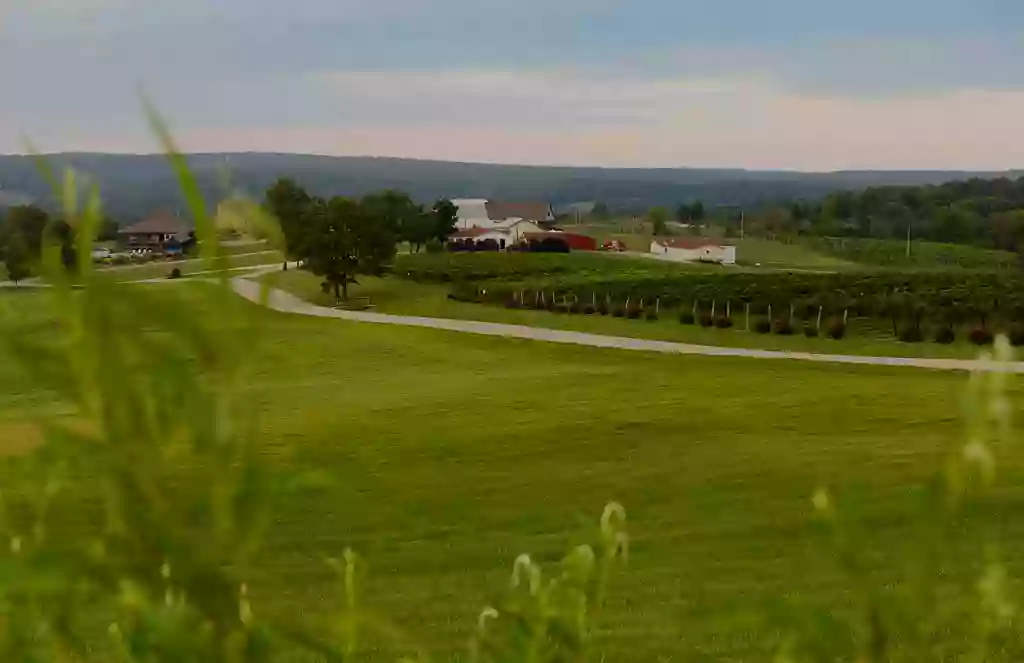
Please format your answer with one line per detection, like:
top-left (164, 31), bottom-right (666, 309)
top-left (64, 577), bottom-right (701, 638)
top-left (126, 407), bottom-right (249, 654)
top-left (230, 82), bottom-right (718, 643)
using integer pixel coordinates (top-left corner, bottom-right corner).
top-left (651, 238), bottom-right (737, 265)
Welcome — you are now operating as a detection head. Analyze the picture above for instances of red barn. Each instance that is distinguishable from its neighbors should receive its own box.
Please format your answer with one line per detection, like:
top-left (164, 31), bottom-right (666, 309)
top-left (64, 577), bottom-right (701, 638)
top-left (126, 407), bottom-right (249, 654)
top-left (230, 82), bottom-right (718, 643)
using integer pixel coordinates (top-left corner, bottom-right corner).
top-left (522, 232), bottom-right (597, 251)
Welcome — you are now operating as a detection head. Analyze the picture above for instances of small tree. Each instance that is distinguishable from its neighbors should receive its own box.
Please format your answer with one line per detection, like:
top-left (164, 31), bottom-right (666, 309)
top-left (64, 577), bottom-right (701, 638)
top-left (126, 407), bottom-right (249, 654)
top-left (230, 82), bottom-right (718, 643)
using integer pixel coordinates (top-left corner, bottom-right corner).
top-left (4, 232), bottom-right (30, 284)
top-left (648, 206), bottom-right (670, 236)
top-left (431, 198), bottom-right (459, 244)
top-left (301, 197), bottom-right (396, 301)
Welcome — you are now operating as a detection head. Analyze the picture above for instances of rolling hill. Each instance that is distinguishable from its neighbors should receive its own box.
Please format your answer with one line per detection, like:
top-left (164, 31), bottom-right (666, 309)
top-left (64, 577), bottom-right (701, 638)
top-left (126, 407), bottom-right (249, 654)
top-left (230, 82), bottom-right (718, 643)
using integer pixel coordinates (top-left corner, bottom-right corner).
top-left (0, 152), bottom-right (1020, 221)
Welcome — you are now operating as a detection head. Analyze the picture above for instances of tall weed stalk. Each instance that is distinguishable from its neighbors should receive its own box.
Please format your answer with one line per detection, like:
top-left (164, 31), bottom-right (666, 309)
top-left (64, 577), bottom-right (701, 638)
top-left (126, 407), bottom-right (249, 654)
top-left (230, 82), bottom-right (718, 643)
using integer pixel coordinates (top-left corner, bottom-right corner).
top-left (0, 113), bottom-right (627, 663)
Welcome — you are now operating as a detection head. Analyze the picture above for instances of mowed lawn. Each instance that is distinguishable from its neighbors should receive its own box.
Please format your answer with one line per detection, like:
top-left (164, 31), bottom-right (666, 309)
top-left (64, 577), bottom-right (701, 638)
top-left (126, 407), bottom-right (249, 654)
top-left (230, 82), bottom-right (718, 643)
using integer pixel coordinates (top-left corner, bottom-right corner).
top-left (2, 285), bottom-right (1024, 660)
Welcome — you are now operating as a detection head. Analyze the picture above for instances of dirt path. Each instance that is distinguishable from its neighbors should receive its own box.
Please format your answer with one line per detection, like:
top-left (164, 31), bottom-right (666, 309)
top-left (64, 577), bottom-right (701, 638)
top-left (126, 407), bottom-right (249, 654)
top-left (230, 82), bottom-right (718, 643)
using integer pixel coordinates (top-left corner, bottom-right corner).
top-left (230, 276), bottom-right (1024, 374)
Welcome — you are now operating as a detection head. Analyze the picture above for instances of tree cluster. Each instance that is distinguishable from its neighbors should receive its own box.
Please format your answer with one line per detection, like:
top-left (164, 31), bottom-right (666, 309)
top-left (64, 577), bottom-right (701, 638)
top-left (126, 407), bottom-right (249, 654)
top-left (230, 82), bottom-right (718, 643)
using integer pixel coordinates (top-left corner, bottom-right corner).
top-left (263, 179), bottom-right (458, 300)
top-left (0, 205), bottom-right (79, 282)
top-left (737, 177), bottom-right (1024, 250)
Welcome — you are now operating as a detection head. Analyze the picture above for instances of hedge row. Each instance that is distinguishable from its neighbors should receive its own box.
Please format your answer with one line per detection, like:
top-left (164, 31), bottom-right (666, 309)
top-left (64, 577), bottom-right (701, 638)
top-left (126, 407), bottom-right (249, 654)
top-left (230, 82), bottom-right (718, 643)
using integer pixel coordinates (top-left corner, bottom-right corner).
top-left (454, 286), bottom-right (1024, 347)
top-left (459, 270), bottom-right (1024, 326)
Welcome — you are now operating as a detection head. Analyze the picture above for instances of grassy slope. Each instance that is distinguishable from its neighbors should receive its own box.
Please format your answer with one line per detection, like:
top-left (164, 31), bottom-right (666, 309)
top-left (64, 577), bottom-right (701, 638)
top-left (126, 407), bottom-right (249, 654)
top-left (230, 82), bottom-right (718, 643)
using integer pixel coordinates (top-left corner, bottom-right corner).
top-left (732, 238), bottom-right (854, 270)
top-left (807, 237), bottom-right (1019, 269)
top-left (3, 284), bottom-right (1024, 661)
top-left (263, 269), bottom-right (1000, 359)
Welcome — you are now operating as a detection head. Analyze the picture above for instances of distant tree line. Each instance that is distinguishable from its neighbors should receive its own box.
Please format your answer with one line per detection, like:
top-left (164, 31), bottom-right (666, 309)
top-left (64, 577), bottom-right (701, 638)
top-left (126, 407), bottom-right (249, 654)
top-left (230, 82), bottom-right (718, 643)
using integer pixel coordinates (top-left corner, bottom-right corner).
top-left (737, 178), bottom-right (1024, 251)
top-left (262, 178), bottom-right (457, 300)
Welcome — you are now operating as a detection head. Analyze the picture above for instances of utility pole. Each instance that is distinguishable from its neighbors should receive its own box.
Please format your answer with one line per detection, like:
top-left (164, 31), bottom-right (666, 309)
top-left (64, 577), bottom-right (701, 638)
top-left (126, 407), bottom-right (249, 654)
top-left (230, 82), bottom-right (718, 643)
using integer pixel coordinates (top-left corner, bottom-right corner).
top-left (740, 209), bottom-right (745, 241)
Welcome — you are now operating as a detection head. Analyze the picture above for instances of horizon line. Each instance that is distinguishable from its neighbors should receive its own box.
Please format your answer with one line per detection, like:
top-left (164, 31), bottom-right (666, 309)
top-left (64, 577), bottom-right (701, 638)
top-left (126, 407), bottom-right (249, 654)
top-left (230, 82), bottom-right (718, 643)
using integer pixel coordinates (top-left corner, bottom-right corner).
top-left (0, 151), bottom-right (1021, 175)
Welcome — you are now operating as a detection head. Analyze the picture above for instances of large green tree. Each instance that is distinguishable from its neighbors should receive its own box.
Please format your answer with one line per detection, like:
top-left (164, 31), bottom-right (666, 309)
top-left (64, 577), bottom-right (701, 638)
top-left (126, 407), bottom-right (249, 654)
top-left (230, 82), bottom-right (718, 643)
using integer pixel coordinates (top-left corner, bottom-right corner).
top-left (363, 190), bottom-right (425, 251)
top-left (264, 178), bottom-right (313, 263)
top-left (300, 197), bottom-right (396, 301)
top-left (5, 205), bottom-right (50, 256)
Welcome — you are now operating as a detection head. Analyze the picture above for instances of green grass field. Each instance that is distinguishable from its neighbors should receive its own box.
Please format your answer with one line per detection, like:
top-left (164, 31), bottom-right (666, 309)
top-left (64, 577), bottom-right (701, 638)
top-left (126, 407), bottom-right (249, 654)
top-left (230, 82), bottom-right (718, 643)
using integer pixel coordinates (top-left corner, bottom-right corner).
top-left (732, 238), bottom-right (854, 270)
top-left (263, 269), bottom-right (1006, 360)
top-left (93, 250), bottom-right (282, 281)
top-left (806, 237), bottom-right (1019, 269)
top-left (3, 284), bottom-right (1024, 660)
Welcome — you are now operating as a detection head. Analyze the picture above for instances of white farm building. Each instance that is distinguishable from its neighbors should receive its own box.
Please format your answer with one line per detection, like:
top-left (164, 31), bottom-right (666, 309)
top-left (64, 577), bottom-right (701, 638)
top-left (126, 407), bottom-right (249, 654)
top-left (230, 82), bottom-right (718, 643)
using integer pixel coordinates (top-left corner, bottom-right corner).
top-left (650, 238), bottom-right (737, 265)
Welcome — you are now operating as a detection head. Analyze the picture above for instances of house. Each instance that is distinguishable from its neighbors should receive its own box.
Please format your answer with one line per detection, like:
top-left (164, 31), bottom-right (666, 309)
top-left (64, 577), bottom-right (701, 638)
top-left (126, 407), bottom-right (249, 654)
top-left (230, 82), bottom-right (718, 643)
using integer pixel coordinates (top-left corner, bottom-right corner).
top-left (650, 238), bottom-right (736, 265)
top-left (452, 199), bottom-right (556, 231)
top-left (484, 202), bottom-right (556, 228)
top-left (118, 211), bottom-right (193, 252)
top-left (448, 218), bottom-right (545, 250)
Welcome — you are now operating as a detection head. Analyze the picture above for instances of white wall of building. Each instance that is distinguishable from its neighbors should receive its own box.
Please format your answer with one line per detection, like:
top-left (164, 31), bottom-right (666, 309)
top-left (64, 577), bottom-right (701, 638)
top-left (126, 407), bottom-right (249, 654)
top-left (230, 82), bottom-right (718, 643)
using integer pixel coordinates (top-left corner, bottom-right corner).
top-left (453, 199), bottom-right (492, 230)
top-left (650, 241), bottom-right (736, 265)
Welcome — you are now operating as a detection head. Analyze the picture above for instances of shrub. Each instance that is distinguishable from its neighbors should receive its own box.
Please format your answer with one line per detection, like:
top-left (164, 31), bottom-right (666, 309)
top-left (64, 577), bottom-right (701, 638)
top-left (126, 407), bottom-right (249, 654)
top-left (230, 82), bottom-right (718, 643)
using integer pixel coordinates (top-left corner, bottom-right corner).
top-left (626, 306), bottom-right (642, 319)
top-left (934, 326), bottom-right (955, 344)
top-left (772, 319), bottom-right (794, 335)
top-left (503, 297), bottom-right (521, 309)
top-left (754, 318), bottom-right (772, 334)
top-left (899, 326), bottom-right (924, 343)
top-left (803, 324), bottom-right (819, 338)
top-left (968, 326), bottom-right (994, 346)
top-left (645, 309), bottom-right (659, 321)
top-left (611, 306), bottom-right (625, 318)
top-left (679, 311), bottom-right (695, 325)
top-left (826, 317), bottom-right (846, 340)
top-left (168, 267), bottom-right (182, 279)
top-left (583, 304), bottom-right (596, 315)
top-left (714, 315), bottom-right (733, 329)
top-left (568, 301), bottom-right (581, 314)
top-left (698, 312), bottom-right (714, 327)
top-left (425, 238), bottom-right (445, 254)
top-left (1010, 324), bottom-right (1024, 347)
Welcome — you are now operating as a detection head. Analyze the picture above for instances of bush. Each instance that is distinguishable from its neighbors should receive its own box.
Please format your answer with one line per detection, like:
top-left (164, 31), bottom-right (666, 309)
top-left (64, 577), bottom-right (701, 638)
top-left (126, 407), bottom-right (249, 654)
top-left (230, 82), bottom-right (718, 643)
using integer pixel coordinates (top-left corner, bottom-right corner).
top-left (772, 319), bottom-right (794, 335)
top-left (934, 326), bottom-right (955, 344)
top-left (645, 309), bottom-right (658, 321)
top-left (597, 302), bottom-right (609, 316)
top-left (826, 317), bottom-right (846, 340)
top-left (968, 326), bottom-right (994, 346)
top-left (583, 304), bottom-right (596, 315)
top-left (803, 324), bottom-right (819, 338)
top-left (714, 315), bottom-right (733, 329)
top-left (612, 306), bottom-right (625, 318)
top-left (754, 318), bottom-right (772, 334)
top-left (425, 238), bottom-right (445, 254)
top-left (679, 311), bottom-right (696, 325)
top-left (503, 297), bottom-right (521, 310)
top-left (898, 326), bottom-right (924, 343)
top-left (168, 267), bottom-right (182, 279)
top-left (1010, 324), bottom-right (1024, 347)
top-left (698, 312), bottom-right (714, 327)
top-left (568, 301), bottom-right (581, 314)
top-left (626, 307), bottom-right (642, 320)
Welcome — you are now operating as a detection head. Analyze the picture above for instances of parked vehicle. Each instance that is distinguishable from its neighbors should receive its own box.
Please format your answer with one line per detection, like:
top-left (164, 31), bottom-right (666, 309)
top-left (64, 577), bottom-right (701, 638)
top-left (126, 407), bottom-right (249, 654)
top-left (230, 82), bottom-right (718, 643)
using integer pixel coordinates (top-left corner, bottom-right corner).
top-left (91, 247), bottom-right (113, 262)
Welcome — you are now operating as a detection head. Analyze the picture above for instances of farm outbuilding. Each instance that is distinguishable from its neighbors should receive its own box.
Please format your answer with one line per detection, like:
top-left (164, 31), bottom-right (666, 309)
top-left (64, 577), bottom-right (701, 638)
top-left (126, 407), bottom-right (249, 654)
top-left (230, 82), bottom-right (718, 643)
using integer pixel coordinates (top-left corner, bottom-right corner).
top-left (651, 238), bottom-right (736, 265)
top-left (523, 232), bottom-right (597, 251)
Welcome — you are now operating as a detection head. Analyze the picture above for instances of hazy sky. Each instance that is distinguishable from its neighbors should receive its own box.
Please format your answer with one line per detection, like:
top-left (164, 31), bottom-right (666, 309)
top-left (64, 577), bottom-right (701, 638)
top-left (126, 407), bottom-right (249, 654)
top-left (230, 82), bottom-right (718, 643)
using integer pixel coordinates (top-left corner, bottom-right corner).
top-left (2, 0), bottom-right (1023, 169)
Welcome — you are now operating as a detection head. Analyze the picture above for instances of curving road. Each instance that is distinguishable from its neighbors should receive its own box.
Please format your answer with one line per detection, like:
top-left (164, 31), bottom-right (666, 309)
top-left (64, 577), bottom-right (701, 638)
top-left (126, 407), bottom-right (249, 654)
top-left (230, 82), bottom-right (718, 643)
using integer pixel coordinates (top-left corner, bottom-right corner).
top-left (230, 276), bottom-right (1024, 374)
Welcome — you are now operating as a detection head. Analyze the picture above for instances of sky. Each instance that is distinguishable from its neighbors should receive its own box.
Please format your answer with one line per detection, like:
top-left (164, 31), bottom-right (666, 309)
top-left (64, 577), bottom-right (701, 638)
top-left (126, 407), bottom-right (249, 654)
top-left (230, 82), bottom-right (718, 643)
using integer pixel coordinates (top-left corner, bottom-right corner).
top-left (2, 0), bottom-right (1024, 169)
